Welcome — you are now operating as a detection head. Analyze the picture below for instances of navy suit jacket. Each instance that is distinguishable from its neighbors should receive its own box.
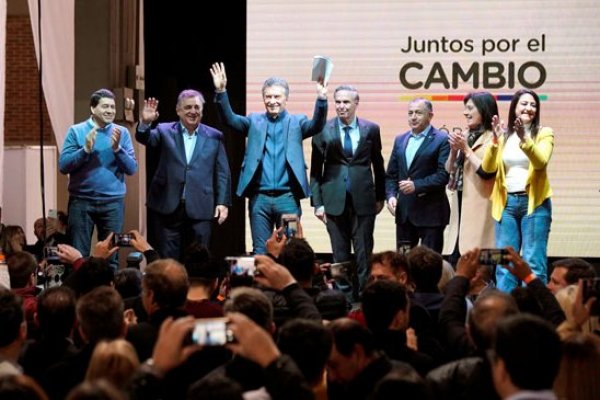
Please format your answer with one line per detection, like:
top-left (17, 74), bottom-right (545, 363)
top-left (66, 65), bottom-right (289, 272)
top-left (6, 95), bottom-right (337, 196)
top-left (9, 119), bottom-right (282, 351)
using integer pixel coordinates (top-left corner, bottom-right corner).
top-left (310, 117), bottom-right (386, 216)
top-left (214, 91), bottom-right (327, 199)
top-left (385, 126), bottom-right (450, 227)
top-left (136, 121), bottom-right (231, 220)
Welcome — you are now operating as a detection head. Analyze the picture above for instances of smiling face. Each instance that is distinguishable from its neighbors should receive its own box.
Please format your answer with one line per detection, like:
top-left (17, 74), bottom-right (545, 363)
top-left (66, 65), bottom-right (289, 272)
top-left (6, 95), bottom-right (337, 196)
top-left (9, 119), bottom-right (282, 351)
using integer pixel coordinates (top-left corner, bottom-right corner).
top-left (176, 96), bottom-right (203, 132)
top-left (262, 85), bottom-right (288, 118)
top-left (90, 98), bottom-right (116, 127)
top-left (335, 89), bottom-right (359, 125)
top-left (407, 99), bottom-right (433, 134)
top-left (463, 99), bottom-right (483, 130)
top-left (514, 93), bottom-right (537, 126)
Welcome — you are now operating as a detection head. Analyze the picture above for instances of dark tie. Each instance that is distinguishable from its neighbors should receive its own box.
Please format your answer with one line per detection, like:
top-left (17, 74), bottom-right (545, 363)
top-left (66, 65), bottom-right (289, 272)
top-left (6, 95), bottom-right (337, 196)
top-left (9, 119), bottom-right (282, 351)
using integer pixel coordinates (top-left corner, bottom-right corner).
top-left (343, 126), bottom-right (353, 158)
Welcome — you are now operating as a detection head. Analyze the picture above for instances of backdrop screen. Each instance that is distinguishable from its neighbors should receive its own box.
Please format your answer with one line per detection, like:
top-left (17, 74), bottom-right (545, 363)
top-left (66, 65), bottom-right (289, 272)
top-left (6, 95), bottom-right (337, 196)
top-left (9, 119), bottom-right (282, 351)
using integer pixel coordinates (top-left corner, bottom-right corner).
top-left (246, 0), bottom-right (600, 257)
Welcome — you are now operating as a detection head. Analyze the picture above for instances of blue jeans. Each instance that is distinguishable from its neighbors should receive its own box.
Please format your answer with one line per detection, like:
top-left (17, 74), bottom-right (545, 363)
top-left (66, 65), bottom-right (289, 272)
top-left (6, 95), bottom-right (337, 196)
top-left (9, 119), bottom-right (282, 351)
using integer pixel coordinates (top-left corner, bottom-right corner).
top-left (249, 192), bottom-right (300, 254)
top-left (67, 196), bottom-right (124, 269)
top-left (495, 195), bottom-right (552, 292)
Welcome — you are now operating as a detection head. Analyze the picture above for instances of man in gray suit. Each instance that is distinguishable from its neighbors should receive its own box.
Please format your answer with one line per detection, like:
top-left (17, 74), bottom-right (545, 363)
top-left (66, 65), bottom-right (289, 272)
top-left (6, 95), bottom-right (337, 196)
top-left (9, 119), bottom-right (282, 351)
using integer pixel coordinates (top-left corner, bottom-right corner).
top-left (310, 85), bottom-right (386, 299)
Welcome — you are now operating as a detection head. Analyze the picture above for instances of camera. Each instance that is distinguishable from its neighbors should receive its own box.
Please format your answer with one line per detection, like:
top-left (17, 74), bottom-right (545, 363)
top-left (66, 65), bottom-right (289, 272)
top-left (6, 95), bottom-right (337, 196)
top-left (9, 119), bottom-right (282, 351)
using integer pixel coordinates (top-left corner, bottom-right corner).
top-left (113, 233), bottom-right (133, 247)
top-left (44, 246), bottom-right (61, 264)
top-left (582, 277), bottom-right (600, 315)
top-left (478, 248), bottom-right (509, 265)
top-left (281, 214), bottom-right (299, 239)
top-left (190, 318), bottom-right (234, 346)
top-left (226, 256), bottom-right (257, 277)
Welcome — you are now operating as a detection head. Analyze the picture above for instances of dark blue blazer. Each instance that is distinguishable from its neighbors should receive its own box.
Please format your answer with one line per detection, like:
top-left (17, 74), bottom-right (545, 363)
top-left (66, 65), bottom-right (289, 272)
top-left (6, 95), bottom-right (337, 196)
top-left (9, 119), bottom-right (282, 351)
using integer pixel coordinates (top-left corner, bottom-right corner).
top-left (136, 122), bottom-right (231, 220)
top-left (385, 126), bottom-right (450, 227)
top-left (310, 117), bottom-right (386, 216)
top-left (214, 91), bottom-right (327, 199)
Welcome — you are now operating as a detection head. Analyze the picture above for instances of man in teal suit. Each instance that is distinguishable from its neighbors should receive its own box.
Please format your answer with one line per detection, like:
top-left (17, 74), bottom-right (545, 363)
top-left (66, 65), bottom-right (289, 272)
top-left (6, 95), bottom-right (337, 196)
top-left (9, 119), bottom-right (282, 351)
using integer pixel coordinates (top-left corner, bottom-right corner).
top-left (210, 62), bottom-right (328, 254)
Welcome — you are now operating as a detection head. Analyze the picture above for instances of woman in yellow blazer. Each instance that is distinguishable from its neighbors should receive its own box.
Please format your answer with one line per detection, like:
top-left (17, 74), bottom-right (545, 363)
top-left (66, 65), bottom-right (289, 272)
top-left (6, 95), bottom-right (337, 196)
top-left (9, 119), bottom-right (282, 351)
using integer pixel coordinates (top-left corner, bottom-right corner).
top-left (482, 89), bottom-right (554, 292)
top-left (445, 92), bottom-right (497, 263)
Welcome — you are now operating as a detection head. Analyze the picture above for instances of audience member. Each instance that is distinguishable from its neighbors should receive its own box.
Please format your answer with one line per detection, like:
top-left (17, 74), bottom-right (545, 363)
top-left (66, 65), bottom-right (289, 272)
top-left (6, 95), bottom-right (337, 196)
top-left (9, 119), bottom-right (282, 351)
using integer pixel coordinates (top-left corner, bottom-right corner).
top-left (406, 245), bottom-right (445, 328)
top-left (0, 225), bottom-right (27, 258)
top-left (67, 379), bottom-right (125, 400)
top-left (326, 318), bottom-right (416, 400)
top-left (7, 252), bottom-right (40, 329)
top-left (0, 287), bottom-right (26, 377)
top-left (114, 268), bottom-right (143, 300)
top-left (0, 374), bottom-right (48, 400)
top-left (85, 339), bottom-right (140, 390)
top-left (20, 287), bottom-right (78, 382)
top-left (547, 257), bottom-right (596, 294)
top-left (553, 332), bottom-right (600, 400)
top-left (182, 243), bottom-right (224, 318)
top-left (490, 314), bottom-right (561, 400)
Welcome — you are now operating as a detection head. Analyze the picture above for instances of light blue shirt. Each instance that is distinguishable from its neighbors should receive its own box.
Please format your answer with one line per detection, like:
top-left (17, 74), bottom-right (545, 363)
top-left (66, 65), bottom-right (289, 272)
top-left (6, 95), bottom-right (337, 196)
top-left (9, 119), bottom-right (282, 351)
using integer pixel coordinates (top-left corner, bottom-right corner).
top-left (405, 125), bottom-right (431, 168)
top-left (181, 123), bottom-right (198, 199)
top-left (339, 118), bottom-right (359, 154)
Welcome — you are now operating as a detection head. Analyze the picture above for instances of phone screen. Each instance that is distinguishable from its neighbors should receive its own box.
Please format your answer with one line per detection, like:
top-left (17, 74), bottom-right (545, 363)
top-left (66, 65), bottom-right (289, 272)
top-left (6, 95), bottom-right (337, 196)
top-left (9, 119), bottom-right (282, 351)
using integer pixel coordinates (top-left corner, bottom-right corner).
top-left (191, 318), bottom-right (234, 346)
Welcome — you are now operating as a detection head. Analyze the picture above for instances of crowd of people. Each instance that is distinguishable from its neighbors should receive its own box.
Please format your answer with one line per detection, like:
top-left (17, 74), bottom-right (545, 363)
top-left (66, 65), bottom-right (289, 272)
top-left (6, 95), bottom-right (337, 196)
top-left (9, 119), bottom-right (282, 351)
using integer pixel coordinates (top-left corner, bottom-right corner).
top-left (1, 66), bottom-right (598, 399)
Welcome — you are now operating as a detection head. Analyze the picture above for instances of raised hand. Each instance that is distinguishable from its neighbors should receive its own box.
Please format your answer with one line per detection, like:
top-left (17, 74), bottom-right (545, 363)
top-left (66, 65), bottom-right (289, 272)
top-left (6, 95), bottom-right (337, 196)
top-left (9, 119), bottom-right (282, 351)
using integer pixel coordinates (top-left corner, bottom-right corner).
top-left (491, 115), bottom-right (504, 141)
top-left (111, 127), bottom-right (121, 151)
top-left (141, 97), bottom-right (160, 124)
top-left (85, 127), bottom-right (97, 153)
top-left (513, 116), bottom-right (526, 141)
top-left (317, 80), bottom-right (328, 100)
top-left (210, 62), bottom-right (228, 92)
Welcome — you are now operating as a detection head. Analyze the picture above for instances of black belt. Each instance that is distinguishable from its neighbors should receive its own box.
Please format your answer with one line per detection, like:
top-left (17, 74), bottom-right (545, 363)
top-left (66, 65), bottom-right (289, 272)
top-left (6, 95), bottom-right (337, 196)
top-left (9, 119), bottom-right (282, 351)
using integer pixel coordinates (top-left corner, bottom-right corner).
top-left (258, 190), bottom-right (288, 197)
top-left (509, 191), bottom-right (527, 196)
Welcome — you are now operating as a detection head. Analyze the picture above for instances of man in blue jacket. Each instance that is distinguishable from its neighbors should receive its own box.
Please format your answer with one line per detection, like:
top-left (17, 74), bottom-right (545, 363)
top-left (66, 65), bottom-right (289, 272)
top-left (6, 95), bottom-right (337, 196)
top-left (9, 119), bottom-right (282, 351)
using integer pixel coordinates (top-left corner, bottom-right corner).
top-left (136, 89), bottom-right (231, 260)
top-left (59, 89), bottom-right (137, 267)
top-left (210, 62), bottom-right (327, 254)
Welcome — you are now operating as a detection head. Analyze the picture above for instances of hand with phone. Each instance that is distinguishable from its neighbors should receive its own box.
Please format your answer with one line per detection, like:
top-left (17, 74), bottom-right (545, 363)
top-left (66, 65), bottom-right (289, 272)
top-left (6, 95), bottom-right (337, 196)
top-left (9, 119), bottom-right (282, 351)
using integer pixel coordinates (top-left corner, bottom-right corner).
top-left (253, 254), bottom-right (296, 291)
top-left (281, 214), bottom-right (300, 239)
top-left (497, 247), bottom-right (534, 282)
top-left (152, 316), bottom-right (201, 377)
top-left (91, 232), bottom-right (119, 259)
top-left (112, 232), bottom-right (133, 247)
top-left (190, 317), bottom-right (234, 346)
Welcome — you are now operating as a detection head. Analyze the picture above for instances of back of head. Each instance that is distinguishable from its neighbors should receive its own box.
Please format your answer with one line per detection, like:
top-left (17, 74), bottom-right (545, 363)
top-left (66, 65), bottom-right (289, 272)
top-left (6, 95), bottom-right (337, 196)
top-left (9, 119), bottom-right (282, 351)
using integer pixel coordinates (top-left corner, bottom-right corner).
top-left (76, 287), bottom-right (124, 344)
top-left (554, 332), bottom-right (600, 400)
top-left (66, 257), bottom-right (115, 297)
top-left (510, 286), bottom-right (543, 317)
top-left (0, 374), bottom-right (48, 400)
top-left (314, 289), bottom-right (348, 321)
top-left (7, 252), bottom-right (37, 288)
top-left (437, 260), bottom-right (455, 292)
top-left (224, 286), bottom-right (273, 332)
top-left (143, 259), bottom-right (189, 310)
top-left (0, 287), bottom-right (24, 347)
top-left (66, 379), bottom-right (124, 400)
top-left (468, 290), bottom-right (518, 351)
top-left (37, 286), bottom-right (76, 340)
top-left (553, 258), bottom-right (597, 285)
top-left (277, 318), bottom-right (333, 385)
top-left (407, 245), bottom-right (442, 293)
top-left (183, 243), bottom-right (221, 286)
top-left (493, 314), bottom-right (561, 391)
top-left (278, 238), bottom-right (315, 282)
top-left (361, 280), bottom-right (409, 333)
top-left (187, 375), bottom-right (243, 400)
top-left (113, 268), bottom-right (143, 299)
top-left (86, 339), bottom-right (140, 389)
top-left (328, 317), bottom-right (375, 357)
top-left (371, 366), bottom-right (431, 400)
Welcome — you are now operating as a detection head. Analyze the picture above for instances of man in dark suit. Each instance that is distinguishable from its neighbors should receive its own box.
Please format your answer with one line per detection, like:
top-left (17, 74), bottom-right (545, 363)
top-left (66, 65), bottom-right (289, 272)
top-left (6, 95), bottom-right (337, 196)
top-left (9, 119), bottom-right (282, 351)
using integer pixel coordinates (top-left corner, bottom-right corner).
top-left (310, 85), bottom-right (385, 296)
top-left (210, 62), bottom-right (327, 254)
top-left (136, 90), bottom-right (231, 260)
top-left (385, 98), bottom-right (450, 253)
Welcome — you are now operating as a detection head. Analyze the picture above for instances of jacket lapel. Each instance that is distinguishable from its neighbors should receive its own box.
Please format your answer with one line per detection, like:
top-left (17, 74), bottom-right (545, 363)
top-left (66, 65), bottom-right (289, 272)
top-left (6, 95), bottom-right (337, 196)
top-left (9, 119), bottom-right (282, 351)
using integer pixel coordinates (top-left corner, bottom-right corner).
top-left (409, 127), bottom-right (436, 170)
top-left (189, 124), bottom-right (207, 164)
top-left (173, 123), bottom-right (186, 163)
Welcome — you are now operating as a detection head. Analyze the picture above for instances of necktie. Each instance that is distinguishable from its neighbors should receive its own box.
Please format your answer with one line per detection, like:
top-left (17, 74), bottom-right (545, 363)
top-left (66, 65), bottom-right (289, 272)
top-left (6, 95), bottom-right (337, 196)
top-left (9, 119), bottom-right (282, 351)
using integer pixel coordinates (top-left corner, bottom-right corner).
top-left (343, 126), bottom-right (353, 158)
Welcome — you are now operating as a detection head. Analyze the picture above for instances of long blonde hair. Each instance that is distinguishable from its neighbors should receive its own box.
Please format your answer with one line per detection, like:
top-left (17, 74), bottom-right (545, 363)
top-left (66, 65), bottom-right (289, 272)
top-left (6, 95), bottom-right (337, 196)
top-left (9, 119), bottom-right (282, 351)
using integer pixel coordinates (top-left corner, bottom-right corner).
top-left (85, 339), bottom-right (140, 389)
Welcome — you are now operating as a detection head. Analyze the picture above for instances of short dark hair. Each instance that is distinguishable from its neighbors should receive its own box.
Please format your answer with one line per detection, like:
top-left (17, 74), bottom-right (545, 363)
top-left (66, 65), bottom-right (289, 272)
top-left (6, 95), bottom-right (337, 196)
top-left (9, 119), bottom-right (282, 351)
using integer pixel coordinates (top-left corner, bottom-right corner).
top-left (278, 319), bottom-right (333, 385)
top-left (362, 280), bottom-right (409, 333)
top-left (64, 257), bottom-right (115, 298)
top-left (0, 288), bottom-right (24, 347)
top-left (468, 290), bottom-right (518, 351)
top-left (183, 242), bottom-right (222, 286)
top-left (114, 268), bottom-right (143, 299)
top-left (143, 259), bottom-right (189, 310)
top-left (278, 238), bottom-right (316, 282)
top-left (370, 251), bottom-right (411, 281)
top-left (552, 258), bottom-right (596, 284)
top-left (76, 287), bottom-right (124, 344)
top-left (328, 318), bottom-right (375, 357)
top-left (90, 89), bottom-right (115, 108)
top-left (37, 286), bottom-right (76, 340)
top-left (407, 246), bottom-right (442, 292)
top-left (493, 314), bottom-right (561, 391)
top-left (463, 92), bottom-right (499, 131)
top-left (7, 251), bottom-right (37, 288)
top-left (224, 287), bottom-right (273, 332)
top-left (187, 375), bottom-right (243, 400)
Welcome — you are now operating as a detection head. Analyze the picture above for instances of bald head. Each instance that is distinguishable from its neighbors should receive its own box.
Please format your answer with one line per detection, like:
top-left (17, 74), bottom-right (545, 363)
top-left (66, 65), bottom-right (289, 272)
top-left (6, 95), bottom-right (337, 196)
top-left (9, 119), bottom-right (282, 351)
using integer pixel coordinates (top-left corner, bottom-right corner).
top-left (143, 259), bottom-right (189, 311)
top-left (468, 291), bottom-right (518, 351)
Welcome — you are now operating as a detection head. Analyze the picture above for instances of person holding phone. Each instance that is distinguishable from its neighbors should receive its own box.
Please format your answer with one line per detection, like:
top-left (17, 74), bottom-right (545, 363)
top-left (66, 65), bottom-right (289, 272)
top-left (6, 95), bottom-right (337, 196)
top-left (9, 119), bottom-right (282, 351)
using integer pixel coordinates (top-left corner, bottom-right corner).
top-left (59, 89), bottom-right (137, 269)
top-left (445, 92), bottom-right (498, 262)
top-left (482, 89), bottom-right (554, 292)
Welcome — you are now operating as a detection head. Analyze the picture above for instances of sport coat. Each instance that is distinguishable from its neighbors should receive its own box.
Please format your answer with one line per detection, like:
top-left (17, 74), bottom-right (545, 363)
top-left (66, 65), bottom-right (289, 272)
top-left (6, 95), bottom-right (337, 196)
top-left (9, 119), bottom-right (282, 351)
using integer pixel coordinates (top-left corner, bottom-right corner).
top-left (214, 91), bottom-right (327, 199)
top-left (385, 126), bottom-right (450, 227)
top-left (310, 117), bottom-right (385, 216)
top-left (136, 121), bottom-right (231, 220)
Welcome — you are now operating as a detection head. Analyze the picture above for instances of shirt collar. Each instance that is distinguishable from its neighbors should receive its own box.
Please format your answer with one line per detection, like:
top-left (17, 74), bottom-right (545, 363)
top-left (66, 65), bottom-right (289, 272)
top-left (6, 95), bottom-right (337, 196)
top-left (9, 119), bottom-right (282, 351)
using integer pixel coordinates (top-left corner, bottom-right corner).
top-left (411, 125), bottom-right (431, 138)
top-left (180, 122), bottom-right (198, 137)
top-left (339, 117), bottom-right (358, 130)
top-left (88, 117), bottom-right (111, 132)
top-left (267, 110), bottom-right (288, 121)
